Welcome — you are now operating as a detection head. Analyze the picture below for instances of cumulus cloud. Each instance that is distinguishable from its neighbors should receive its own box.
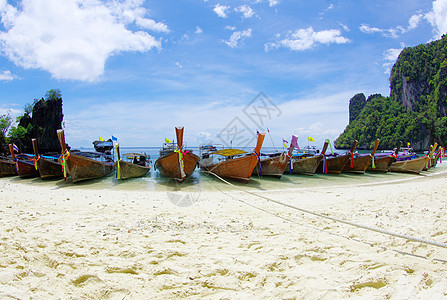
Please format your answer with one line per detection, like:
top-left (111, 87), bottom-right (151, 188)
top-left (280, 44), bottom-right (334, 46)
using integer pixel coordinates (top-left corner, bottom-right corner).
top-left (426, 0), bottom-right (447, 38)
top-left (223, 28), bottom-right (252, 48)
top-left (0, 70), bottom-right (17, 81)
top-left (214, 4), bottom-right (230, 18)
top-left (265, 27), bottom-right (350, 52)
top-left (0, 0), bottom-right (164, 82)
top-left (383, 47), bottom-right (403, 74)
top-left (235, 5), bottom-right (255, 18)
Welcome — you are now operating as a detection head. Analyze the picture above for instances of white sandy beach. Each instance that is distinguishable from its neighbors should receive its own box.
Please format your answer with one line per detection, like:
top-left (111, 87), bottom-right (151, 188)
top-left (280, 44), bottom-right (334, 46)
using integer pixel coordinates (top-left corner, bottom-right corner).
top-left (1, 169), bottom-right (447, 299)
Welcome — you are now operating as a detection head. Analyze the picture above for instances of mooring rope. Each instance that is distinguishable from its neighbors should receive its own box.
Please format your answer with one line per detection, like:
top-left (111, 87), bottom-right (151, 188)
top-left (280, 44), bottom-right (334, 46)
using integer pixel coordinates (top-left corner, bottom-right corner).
top-left (203, 170), bottom-right (447, 249)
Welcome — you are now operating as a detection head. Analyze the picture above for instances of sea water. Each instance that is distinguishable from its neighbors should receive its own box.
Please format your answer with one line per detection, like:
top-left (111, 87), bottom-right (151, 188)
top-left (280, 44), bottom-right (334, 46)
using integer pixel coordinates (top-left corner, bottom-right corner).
top-left (8, 146), bottom-right (447, 194)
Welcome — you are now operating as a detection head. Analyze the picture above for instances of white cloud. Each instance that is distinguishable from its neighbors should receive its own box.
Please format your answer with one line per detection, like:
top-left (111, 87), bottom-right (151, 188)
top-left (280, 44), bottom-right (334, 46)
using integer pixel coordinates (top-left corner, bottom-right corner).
top-left (359, 24), bottom-right (404, 38)
top-left (359, 24), bottom-right (382, 34)
top-left (253, 0), bottom-right (279, 7)
top-left (0, 0), bottom-right (163, 82)
top-left (426, 0), bottom-right (447, 38)
top-left (360, 11), bottom-right (429, 39)
top-left (175, 62), bottom-right (183, 69)
top-left (408, 13), bottom-right (423, 30)
top-left (269, 0), bottom-right (279, 7)
top-left (213, 4), bottom-right (230, 18)
top-left (195, 26), bottom-right (203, 34)
top-left (225, 26), bottom-right (236, 31)
top-left (223, 28), bottom-right (252, 48)
top-left (338, 22), bottom-right (350, 32)
top-left (0, 70), bottom-right (17, 81)
top-left (382, 47), bottom-right (403, 74)
top-left (266, 27), bottom-right (350, 52)
top-left (135, 18), bottom-right (169, 33)
top-left (235, 5), bottom-right (255, 19)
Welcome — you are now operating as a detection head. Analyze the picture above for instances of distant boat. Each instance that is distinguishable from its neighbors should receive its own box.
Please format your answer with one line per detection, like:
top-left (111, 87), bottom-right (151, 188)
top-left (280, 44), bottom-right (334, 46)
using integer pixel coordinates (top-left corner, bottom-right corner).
top-left (390, 143), bottom-right (437, 174)
top-left (31, 138), bottom-right (63, 179)
top-left (316, 140), bottom-right (358, 174)
top-left (343, 139), bottom-right (380, 174)
top-left (92, 139), bottom-right (113, 153)
top-left (154, 127), bottom-right (200, 181)
top-left (201, 132), bottom-right (266, 183)
top-left (287, 140), bottom-right (329, 176)
top-left (113, 144), bottom-right (151, 180)
top-left (253, 135), bottom-right (296, 179)
top-left (0, 155), bottom-right (17, 177)
top-left (8, 144), bottom-right (40, 178)
top-left (57, 129), bottom-right (115, 183)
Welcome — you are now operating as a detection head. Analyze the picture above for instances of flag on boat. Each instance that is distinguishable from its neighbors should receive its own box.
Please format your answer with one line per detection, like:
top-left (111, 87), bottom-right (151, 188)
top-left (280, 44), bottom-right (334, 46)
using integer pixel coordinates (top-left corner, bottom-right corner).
top-left (99, 136), bottom-right (105, 142)
top-left (112, 136), bottom-right (118, 142)
top-left (165, 137), bottom-right (172, 143)
top-left (308, 136), bottom-right (315, 142)
top-left (12, 144), bottom-right (19, 152)
top-left (256, 130), bottom-right (260, 135)
top-left (283, 138), bottom-right (288, 148)
top-left (407, 142), bottom-right (411, 147)
top-left (291, 135), bottom-right (299, 149)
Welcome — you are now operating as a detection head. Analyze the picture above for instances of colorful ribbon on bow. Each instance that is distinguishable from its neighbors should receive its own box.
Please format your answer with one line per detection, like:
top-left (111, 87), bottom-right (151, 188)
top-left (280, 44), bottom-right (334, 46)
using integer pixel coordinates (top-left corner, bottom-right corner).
top-left (370, 154), bottom-right (375, 169)
top-left (33, 155), bottom-right (40, 170)
top-left (254, 151), bottom-right (262, 177)
top-left (175, 149), bottom-right (189, 180)
top-left (287, 152), bottom-right (293, 174)
top-left (322, 153), bottom-right (327, 173)
top-left (61, 150), bottom-right (70, 180)
top-left (349, 151), bottom-right (354, 168)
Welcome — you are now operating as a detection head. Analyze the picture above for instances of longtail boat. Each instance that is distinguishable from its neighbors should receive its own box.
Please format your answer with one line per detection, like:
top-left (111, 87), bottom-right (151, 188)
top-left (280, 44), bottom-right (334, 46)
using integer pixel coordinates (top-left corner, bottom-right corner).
top-left (367, 142), bottom-right (401, 172)
top-left (390, 143), bottom-right (437, 174)
top-left (57, 129), bottom-right (114, 183)
top-left (9, 144), bottom-right (40, 178)
top-left (287, 140), bottom-right (329, 176)
top-left (201, 132), bottom-right (266, 183)
top-left (253, 135), bottom-right (296, 179)
top-left (0, 156), bottom-right (17, 177)
top-left (31, 138), bottom-right (63, 179)
top-left (316, 140), bottom-right (358, 174)
top-left (154, 127), bottom-right (200, 181)
top-left (114, 143), bottom-right (151, 180)
top-left (343, 139), bottom-right (380, 174)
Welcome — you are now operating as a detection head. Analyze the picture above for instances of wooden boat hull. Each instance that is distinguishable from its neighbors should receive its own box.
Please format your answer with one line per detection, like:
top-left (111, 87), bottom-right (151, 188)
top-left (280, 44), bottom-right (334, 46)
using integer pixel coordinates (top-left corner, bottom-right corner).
top-left (316, 154), bottom-right (351, 174)
top-left (0, 158), bottom-right (17, 177)
top-left (58, 153), bottom-right (114, 183)
top-left (155, 152), bottom-right (199, 181)
top-left (37, 157), bottom-right (63, 179)
top-left (202, 154), bottom-right (259, 183)
top-left (367, 156), bottom-right (395, 172)
top-left (253, 153), bottom-right (289, 179)
top-left (114, 160), bottom-right (151, 180)
top-left (343, 154), bottom-right (373, 174)
top-left (288, 155), bottom-right (323, 176)
top-left (390, 156), bottom-right (428, 174)
top-left (17, 160), bottom-right (40, 178)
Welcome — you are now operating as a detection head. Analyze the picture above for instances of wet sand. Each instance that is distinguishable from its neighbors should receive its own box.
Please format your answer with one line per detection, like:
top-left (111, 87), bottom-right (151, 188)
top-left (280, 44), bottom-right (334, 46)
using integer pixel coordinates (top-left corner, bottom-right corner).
top-left (1, 166), bottom-right (446, 298)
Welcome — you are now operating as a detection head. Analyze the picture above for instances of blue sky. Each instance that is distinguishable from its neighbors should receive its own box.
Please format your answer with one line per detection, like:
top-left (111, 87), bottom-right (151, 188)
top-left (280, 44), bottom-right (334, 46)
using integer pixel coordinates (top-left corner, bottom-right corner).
top-left (1, 0), bottom-right (446, 148)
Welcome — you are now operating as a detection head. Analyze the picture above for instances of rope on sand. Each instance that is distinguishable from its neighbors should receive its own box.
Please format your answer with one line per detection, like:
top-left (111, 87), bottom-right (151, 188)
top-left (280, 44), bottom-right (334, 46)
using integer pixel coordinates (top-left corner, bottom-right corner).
top-left (203, 170), bottom-right (447, 249)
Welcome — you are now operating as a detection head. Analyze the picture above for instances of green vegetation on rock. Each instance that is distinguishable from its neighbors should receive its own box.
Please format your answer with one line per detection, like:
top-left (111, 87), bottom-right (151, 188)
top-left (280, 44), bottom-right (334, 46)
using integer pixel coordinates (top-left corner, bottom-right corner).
top-left (336, 35), bottom-right (447, 151)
